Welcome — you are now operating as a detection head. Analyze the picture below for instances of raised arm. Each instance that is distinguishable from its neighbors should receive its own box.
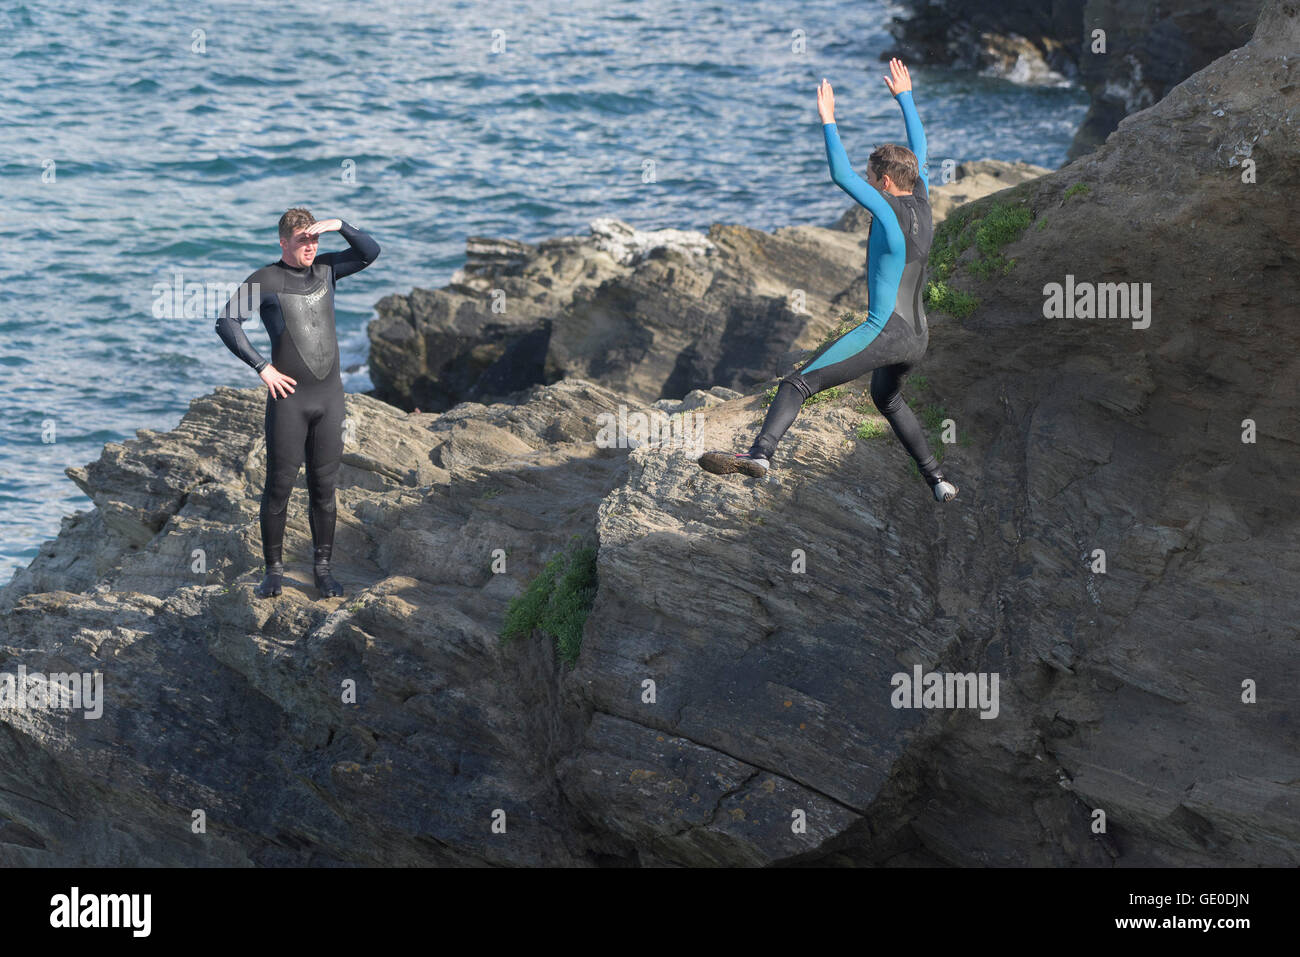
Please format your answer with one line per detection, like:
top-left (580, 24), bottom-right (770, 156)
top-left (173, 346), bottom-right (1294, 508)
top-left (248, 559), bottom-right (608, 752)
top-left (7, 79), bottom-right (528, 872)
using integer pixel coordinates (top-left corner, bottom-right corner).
top-left (215, 274), bottom-right (268, 373)
top-left (823, 121), bottom-right (897, 223)
top-left (314, 220), bottom-right (380, 281)
top-left (896, 92), bottom-right (928, 192)
top-left (817, 78), bottom-right (898, 227)
top-left (885, 58), bottom-right (928, 194)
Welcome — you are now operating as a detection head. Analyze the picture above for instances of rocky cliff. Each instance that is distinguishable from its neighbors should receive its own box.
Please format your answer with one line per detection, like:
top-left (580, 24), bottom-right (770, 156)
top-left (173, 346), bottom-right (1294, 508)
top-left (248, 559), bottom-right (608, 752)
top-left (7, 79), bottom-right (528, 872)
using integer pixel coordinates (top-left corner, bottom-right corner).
top-left (1, 3), bottom-right (1297, 867)
top-left (886, 0), bottom-right (1263, 159)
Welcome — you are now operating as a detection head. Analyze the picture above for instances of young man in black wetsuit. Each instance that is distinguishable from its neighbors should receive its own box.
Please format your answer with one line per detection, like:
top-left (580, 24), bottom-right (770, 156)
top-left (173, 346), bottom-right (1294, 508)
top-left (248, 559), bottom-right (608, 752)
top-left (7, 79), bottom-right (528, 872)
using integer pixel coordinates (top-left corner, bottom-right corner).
top-left (216, 209), bottom-right (380, 598)
top-left (700, 60), bottom-right (958, 503)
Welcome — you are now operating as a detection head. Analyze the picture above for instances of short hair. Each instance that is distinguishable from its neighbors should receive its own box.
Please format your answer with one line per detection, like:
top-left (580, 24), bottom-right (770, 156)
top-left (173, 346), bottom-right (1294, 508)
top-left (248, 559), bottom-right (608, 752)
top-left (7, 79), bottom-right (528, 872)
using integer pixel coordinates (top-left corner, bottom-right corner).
top-left (278, 207), bottom-right (315, 239)
top-left (869, 144), bottom-right (919, 192)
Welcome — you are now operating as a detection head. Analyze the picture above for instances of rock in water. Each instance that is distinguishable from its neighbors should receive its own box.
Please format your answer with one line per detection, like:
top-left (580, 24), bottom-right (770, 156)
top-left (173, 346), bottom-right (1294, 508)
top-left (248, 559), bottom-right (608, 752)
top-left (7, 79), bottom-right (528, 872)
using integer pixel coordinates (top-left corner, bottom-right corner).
top-left (886, 0), bottom-right (1263, 159)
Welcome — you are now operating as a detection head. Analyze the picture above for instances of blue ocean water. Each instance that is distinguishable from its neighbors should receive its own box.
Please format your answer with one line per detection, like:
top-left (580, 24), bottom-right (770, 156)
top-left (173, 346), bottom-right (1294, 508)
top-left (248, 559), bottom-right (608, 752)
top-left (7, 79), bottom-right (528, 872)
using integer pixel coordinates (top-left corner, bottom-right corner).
top-left (0, 0), bottom-right (1088, 583)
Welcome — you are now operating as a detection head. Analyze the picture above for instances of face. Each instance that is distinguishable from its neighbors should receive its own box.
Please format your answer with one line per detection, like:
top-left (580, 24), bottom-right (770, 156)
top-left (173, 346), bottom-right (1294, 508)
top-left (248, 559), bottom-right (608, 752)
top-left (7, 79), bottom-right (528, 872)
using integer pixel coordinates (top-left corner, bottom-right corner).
top-left (866, 164), bottom-right (890, 192)
top-left (279, 227), bottom-right (319, 267)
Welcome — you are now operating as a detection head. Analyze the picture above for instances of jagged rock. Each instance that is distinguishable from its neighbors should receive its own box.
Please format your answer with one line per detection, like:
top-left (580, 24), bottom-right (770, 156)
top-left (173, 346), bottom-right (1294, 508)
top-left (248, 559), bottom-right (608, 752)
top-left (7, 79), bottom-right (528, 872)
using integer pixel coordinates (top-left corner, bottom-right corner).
top-left (588, 217), bottom-right (718, 266)
top-left (977, 31), bottom-right (1073, 85)
top-left (456, 236), bottom-right (535, 280)
top-left (651, 385), bottom-right (744, 415)
top-left (886, 0), bottom-right (1263, 159)
top-left (368, 217), bottom-right (868, 413)
top-left (0, 382), bottom-right (640, 865)
top-left (886, 1), bottom-right (1085, 83)
top-left (2, 2), bottom-right (1297, 867)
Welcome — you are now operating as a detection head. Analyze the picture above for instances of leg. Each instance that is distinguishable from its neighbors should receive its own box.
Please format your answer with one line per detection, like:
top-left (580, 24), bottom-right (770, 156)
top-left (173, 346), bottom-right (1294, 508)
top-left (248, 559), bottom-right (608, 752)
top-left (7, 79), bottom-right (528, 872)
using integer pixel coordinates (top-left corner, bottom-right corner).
top-left (869, 363), bottom-right (944, 485)
top-left (749, 320), bottom-right (895, 460)
top-left (305, 387), bottom-right (345, 597)
top-left (256, 394), bottom-right (307, 597)
top-left (260, 394), bottom-right (308, 563)
top-left (746, 380), bottom-right (805, 461)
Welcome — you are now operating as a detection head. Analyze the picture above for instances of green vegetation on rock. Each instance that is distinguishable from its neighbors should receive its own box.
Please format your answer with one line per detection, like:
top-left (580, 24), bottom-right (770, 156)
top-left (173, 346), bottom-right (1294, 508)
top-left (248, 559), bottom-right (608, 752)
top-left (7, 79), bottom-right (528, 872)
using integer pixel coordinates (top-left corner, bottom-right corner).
top-left (924, 199), bottom-right (1034, 316)
top-left (762, 310), bottom-right (871, 408)
top-left (500, 536), bottom-right (598, 665)
top-left (925, 280), bottom-right (979, 318)
top-left (856, 418), bottom-right (890, 440)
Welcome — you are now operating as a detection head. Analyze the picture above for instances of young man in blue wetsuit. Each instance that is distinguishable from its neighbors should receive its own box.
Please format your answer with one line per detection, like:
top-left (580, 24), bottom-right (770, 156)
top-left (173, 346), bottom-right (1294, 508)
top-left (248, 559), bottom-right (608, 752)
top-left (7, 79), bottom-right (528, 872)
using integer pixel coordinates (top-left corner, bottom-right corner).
top-left (216, 209), bottom-right (381, 598)
top-left (700, 59), bottom-right (958, 503)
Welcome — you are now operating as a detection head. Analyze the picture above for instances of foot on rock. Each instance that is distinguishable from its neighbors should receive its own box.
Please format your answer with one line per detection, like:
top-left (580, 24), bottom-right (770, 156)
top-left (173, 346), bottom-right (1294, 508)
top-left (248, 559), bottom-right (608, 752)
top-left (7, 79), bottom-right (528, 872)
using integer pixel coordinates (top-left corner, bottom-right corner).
top-left (314, 564), bottom-right (344, 598)
top-left (254, 562), bottom-right (284, 598)
top-left (932, 480), bottom-right (959, 503)
top-left (698, 450), bottom-right (770, 478)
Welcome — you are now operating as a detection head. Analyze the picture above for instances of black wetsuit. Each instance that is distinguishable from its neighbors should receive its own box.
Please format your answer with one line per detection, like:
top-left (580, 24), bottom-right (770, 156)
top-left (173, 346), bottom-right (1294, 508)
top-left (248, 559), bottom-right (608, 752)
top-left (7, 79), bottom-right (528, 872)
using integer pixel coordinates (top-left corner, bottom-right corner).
top-left (215, 222), bottom-right (380, 581)
top-left (749, 94), bottom-right (944, 487)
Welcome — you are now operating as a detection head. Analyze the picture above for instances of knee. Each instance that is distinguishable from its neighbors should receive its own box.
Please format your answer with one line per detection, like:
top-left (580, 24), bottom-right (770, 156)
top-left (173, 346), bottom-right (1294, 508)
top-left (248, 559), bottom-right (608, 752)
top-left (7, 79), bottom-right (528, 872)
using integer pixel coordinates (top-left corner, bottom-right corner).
top-left (780, 372), bottom-right (813, 401)
top-left (306, 462), bottom-right (340, 503)
top-left (870, 381), bottom-right (903, 414)
top-left (261, 472), bottom-right (296, 511)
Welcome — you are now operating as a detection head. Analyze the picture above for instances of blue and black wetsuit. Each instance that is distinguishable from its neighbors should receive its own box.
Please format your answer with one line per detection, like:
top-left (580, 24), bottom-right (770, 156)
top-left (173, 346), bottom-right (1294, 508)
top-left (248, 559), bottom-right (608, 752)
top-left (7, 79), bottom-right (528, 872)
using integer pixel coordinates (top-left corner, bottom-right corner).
top-left (215, 222), bottom-right (380, 577)
top-left (749, 91), bottom-right (944, 487)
